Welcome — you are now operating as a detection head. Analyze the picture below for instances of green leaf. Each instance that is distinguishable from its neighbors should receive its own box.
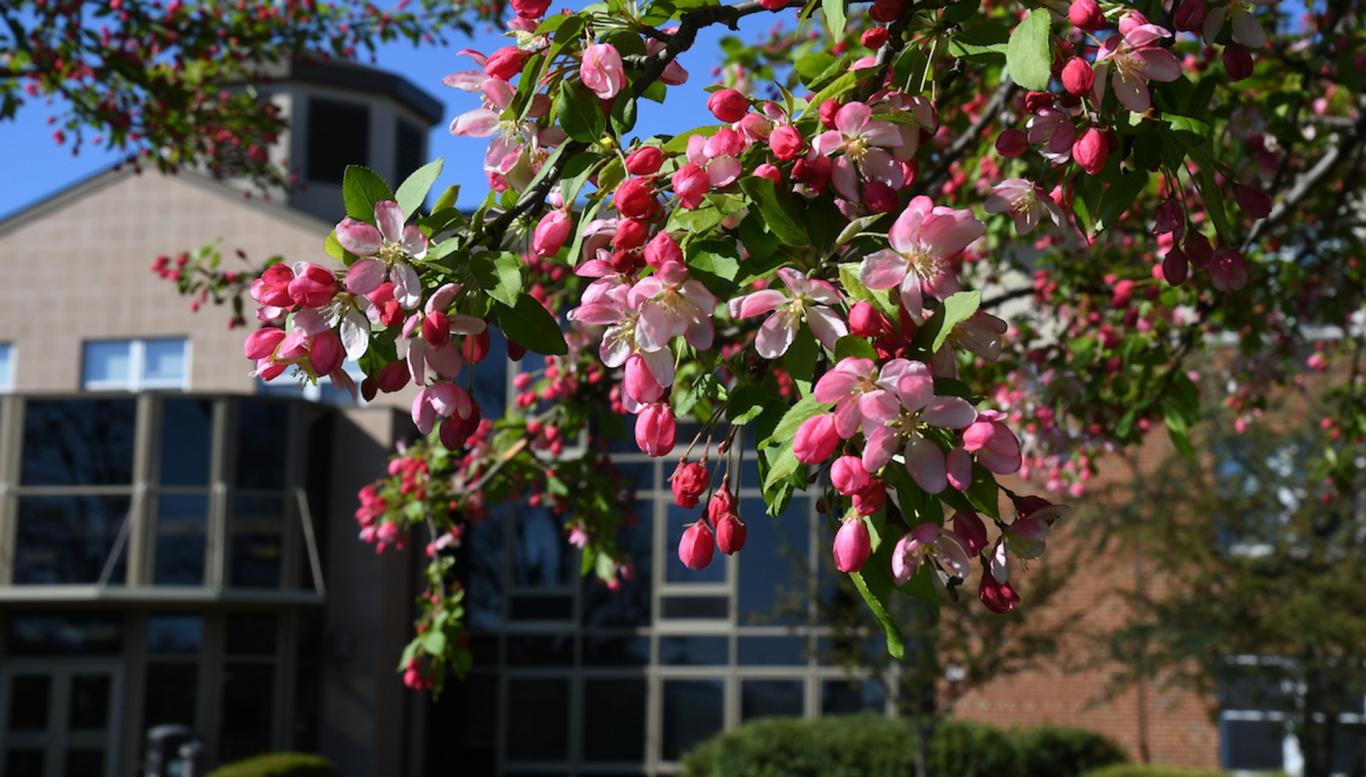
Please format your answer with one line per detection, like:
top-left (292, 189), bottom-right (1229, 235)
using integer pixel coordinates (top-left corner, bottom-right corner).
top-left (931, 290), bottom-right (982, 351)
top-left (965, 463), bottom-right (1001, 519)
top-left (471, 252), bottom-right (524, 308)
top-left (394, 158), bottom-right (444, 218)
top-left (794, 53), bottom-right (838, 86)
top-left (763, 446), bottom-right (802, 493)
top-left (557, 81), bottom-right (607, 143)
top-left (1005, 9), bottom-right (1052, 91)
top-left (762, 393), bottom-right (832, 449)
top-left (822, 0), bottom-right (846, 37)
top-left (422, 630), bottom-right (447, 656)
top-left (726, 384), bottom-right (770, 425)
top-left (834, 335), bottom-right (878, 361)
top-left (950, 18), bottom-right (1010, 58)
top-left (738, 211), bottom-right (780, 266)
top-left (1194, 165), bottom-right (1234, 244)
top-left (1095, 170), bottom-right (1150, 232)
top-left (559, 153), bottom-right (601, 205)
top-left (597, 156), bottom-right (626, 196)
top-left (342, 165), bottom-right (395, 221)
top-left (784, 328), bottom-right (819, 395)
top-left (739, 177), bottom-right (807, 245)
top-left (494, 294), bottom-right (568, 355)
top-left (850, 567), bottom-right (906, 659)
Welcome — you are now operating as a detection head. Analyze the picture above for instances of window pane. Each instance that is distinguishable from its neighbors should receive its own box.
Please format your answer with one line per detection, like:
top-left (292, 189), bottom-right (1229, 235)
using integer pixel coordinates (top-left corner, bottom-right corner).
top-left (144, 662), bottom-right (197, 727)
top-left (220, 664), bottom-right (273, 761)
top-left (7, 675), bottom-right (50, 730)
top-left (5, 615), bottom-right (123, 656)
top-left (235, 401), bottom-right (290, 488)
top-left (821, 679), bottom-right (884, 715)
top-left (667, 504), bottom-right (726, 583)
top-left (14, 495), bottom-right (131, 585)
top-left (4, 750), bottom-right (44, 777)
top-left (582, 636), bottom-right (650, 667)
top-left (22, 399), bottom-right (136, 485)
top-left (583, 678), bottom-right (646, 762)
top-left (513, 506), bottom-right (573, 587)
top-left (306, 99), bottom-right (369, 184)
top-left (742, 679), bottom-right (804, 721)
top-left (160, 399), bottom-right (213, 485)
top-left (660, 636), bottom-right (728, 666)
top-left (508, 596), bottom-right (573, 621)
top-left (142, 339), bottom-right (187, 383)
top-left (228, 495), bottom-right (284, 588)
top-left (394, 120), bottom-right (424, 182)
top-left (660, 596), bottom-right (729, 620)
top-left (738, 497), bottom-right (809, 625)
top-left (506, 678), bottom-right (569, 762)
top-left (662, 679), bottom-right (724, 761)
top-left (147, 615), bottom-right (203, 655)
top-left (506, 635), bottom-right (573, 667)
top-left (155, 494), bottom-right (207, 585)
top-left (68, 674), bottom-right (111, 729)
top-left (0, 343), bottom-right (13, 389)
top-left (63, 749), bottom-right (104, 777)
top-left (1222, 718), bottom-right (1285, 771)
top-left (82, 340), bottom-right (131, 386)
top-left (467, 510), bottom-right (504, 631)
top-left (225, 614), bottom-right (277, 656)
top-left (582, 500), bottom-right (652, 628)
top-left (738, 636), bottom-right (807, 666)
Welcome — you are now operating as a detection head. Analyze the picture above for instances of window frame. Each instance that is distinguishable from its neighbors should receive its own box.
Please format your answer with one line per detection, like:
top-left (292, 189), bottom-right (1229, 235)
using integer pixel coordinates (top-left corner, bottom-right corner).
top-left (81, 338), bottom-right (191, 392)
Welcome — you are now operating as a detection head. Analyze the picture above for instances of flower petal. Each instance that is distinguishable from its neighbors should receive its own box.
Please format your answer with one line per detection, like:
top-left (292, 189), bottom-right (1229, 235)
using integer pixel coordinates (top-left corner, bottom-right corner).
top-left (336, 219), bottom-right (383, 257)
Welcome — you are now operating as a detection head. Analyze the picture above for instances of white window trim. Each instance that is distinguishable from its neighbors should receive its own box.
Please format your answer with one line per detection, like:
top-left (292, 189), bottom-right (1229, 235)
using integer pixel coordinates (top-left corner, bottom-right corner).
top-left (82, 338), bottom-right (192, 392)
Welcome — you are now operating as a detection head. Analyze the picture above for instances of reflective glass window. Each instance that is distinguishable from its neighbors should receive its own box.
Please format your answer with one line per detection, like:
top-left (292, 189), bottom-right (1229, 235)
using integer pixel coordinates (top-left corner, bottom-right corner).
top-left (154, 494), bottom-right (208, 585)
top-left (81, 341), bottom-right (131, 387)
top-left (144, 663), bottom-right (197, 729)
top-left (660, 636), bottom-right (728, 666)
top-left (228, 494), bottom-right (285, 588)
top-left (14, 495), bottom-right (131, 584)
top-left (146, 615), bottom-right (203, 654)
top-left (219, 664), bottom-right (273, 761)
top-left (1222, 719), bottom-right (1285, 771)
top-left (741, 679), bottom-right (804, 721)
top-left (738, 497), bottom-right (809, 625)
top-left (583, 678), bottom-right (646, 762)
top-left (506, 678), bottom-right (569, 761)
top-left (234, 400), bottom-right (290, 489)
top-left (7, 675), bottom-right (50, 730)
top-left (5, 615), bottom-right (123, 655)
top-left (143, 339), bottom-right (188, 384)
top-left (22, 399), bottom-right (136, 485)
top-left (0, 343), bottom-right (13, 390)
top-left (662, 679), bottom-right (723, 761)
top-left (821, 679), bottom-right (885, 715)
top-left (225, 614), bottom-right (277, 656)
top-left (160, 399), bottom-right (213, 485)
top-left (67, 674), bottom-right (111, 729)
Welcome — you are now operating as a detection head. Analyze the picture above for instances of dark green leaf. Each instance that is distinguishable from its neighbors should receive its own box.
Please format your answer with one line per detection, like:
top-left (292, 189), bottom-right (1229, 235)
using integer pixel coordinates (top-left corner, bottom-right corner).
top-left (834, 335), bottom-right (878, 361)
top-left (1096, 170), bottom-right (1150, 232)
top-left (495, 294), bottom-right (568, 355)
top-left (740, 177), bottom-right (807, 246)
top-left (342, 165), bottom-right (394, 221)
top-left (395, 158), bottom-right (444, 218)
top-left (850, 567), bottom-right (906, 659)
top-left (557, 81), bottom-right (607, 143)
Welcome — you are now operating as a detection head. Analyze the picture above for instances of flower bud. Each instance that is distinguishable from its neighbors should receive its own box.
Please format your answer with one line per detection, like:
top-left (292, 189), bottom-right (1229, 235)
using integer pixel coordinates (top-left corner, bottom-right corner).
top-left (671, 461), bottom-right (709, 508)
top-left (819, 99), bottom-right (840, 129)
top-left (706, 88), bottom-right (750, 123)
top-left (288, 263), bottom-right (336, 308)
top-left (462, 329), bottom-right (491, 364)
top-left (309, 330), bottom-right (345, 376)
top-left (758, 0), bottom-right (787, 8)
top-left (634, 402), bottom-right (676, 457)
top-left (1173, 0), bottom-right (1207, 32)
top-left (423, 311), bottom-right (451, 347)
top-left (644, 230), bottom-right (683, 269)
top-left (952, 510), bottom-right (988, 556)
top-left (484, 46), bottom-right (528, 80)
top-left (979, 571), bottom-right (1021, 613)
top-left (862, 181), bottom-right (899, 213)
top-left (678, 521), bottom-right (715, 570)
top-left (861, 26), bottom-right (889, 49)
top-left (614, 177), bottom-right (657, 219)
top-left (852, 482), bottom-right (885, 516)
top-left (831, 455), bottom-right (870, 496)
top-left (793, 413), bottom-right (840, 465)
top-left (625, 146), bottom-right (664, 176)
top-left (510, 0), bottom-right (550, 18)
top-left (1061, 57), bottom-right (1095, 96)
top-left (1210, 248), bottom-right (1249, 291)
top-left (252, 264), bottom-right (295, 308)
top-left (613, 218), bottom-right (650, 251)
top-left (1068, 0), bottom-right (1104, 30)
top-left (1234, 182), bottom-right (1272, 219)
top-left (1162, 247), bottom-right (1190, 286)
top-left (1184, 232), bottom-right (1213, 267)
top-left (1072, 127), bottom-right (1109, 175)
top-left (672, 163), bottom-right (709, 209)
top-left (995, 128), bottom-right (1029, 158)
top-left (715, 513), bottom-right (747, 555)
top-left (244, 328), bottom-right (285, 360)
top-left (1023, 91), bottom-right (1053, 112)
top-left (624, 353), bottom-right (664, 403)
top-left (869, 0), bottom-right (902, 23)
top-left (1223, 44), bottom-right (1254, 81)
top-left (532, 210), bottom-right (573, 258)
top-left (769, 125), bottom-right (803, 160)
top-left (832, 517), bottom-right (872, 573)
top-left (848, 301), bottom-right (891, 338)
top-left (377, 360), bottom-right (411, 393)
top-left (753, 163), bottom-right (783, 184)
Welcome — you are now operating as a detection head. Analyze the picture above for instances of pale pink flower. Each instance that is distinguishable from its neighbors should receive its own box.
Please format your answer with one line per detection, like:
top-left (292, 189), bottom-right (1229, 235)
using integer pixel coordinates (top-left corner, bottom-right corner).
top-left (1094, 24), bottom-right (1183, 113)
top-left (568, 284), bottom-right (677, 400)
top-left (581, 43), bottom-right (625, 100)
top-left (1203, 2), bottom-right (1268, 48)
top-left (859, 359), bottom-right (978, 493)
top-left (961, 409), bottom-right (1022, 475)
top-left (859, 196), bottom-right (984, 322)
top-left (1025, 106), bottom-right (1076, 165)
top-left (686, 129), bottom-right (745, 189)
top-left (814, 357), bottom-right (889, 439)
top-left (412, 380), bottom-right (474, 436)
top-left (949, 311), bottom-right (1009, 362)
top-left (627, 262), bottom-right (717, 352)
top-left (812, 102), bottom-right (905, 201)
top-left (727, 268), bottom-right (847, 358)
top-left (891, 523), bottom-right (971, 585)
top-left (398, 283), bottom-right (486, 385)
top-left (336, 201), bottom-right (427, 310)
top-left (984, 178), bottom-right (1064, 235)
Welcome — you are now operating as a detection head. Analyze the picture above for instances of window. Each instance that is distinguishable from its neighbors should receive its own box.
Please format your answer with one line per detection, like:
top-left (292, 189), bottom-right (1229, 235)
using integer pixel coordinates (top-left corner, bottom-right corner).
top-left (394, 119), bottom-right (424, 184)
top-left (306, 99), bottom-right (369, 184)
top-left (220, 615), bottom-right (277, 761)
top-left (0, 343), bottom-right (13, 391)
top-left (81, 338), bottom-right (188, 391)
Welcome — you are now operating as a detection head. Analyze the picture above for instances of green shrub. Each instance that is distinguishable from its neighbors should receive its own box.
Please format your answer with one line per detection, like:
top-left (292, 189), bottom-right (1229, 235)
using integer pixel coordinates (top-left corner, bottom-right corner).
top-left (205, 753), bottom-right (333, 777)
top-left (1013, 725), bottom-right (1129, 776)
top-left (1082, 766), bottom-right (1232, 777)
top-left (682, 715), bottom-right (1032, 777)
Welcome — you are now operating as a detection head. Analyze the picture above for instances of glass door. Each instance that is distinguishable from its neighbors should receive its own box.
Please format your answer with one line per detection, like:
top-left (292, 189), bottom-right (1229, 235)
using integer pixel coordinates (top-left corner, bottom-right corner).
top-left (0, 662), bottom-right (122, 777)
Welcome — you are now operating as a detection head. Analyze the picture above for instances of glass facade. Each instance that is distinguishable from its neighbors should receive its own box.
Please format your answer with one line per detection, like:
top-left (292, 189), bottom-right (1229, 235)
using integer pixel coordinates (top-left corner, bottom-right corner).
top-left (81, 338), bottom-right (189, 391)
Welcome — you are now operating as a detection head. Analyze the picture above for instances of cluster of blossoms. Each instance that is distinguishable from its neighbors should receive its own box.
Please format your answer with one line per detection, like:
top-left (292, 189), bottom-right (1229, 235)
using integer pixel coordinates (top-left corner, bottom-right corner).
top-left (224, 0), bottom-right (1366, 689)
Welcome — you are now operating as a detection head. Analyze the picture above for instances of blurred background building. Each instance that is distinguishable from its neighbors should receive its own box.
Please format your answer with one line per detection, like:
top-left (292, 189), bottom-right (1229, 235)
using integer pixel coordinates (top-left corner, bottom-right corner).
top-left (0, 59), bottom-right (1329, 777)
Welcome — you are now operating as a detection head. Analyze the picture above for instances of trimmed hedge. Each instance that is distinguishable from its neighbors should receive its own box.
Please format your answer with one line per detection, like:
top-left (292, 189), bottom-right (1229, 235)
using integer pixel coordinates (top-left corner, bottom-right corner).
top-left (1014, 725), bottom-right (1129, 776)
top-left (683, 714), bottom-right (1127, 777)
top-left (205, 753), bottom-right (334, 777)
top-left (1082, 768), bottom-right (1242, 777)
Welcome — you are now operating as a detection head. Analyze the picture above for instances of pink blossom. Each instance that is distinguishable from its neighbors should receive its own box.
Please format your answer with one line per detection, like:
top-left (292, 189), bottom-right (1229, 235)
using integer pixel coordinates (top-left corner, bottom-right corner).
top-left (891, 523), bottom-right (970, 585)
top-left (672, 164), bottom-right (710, 209)
top-left (984, 179), bottom-right (1063, 235)
top-left (728, 268), bottom-right (847, 358)
top-left (832, 517), bottom-right (872, 573)
top-left (1203, 2), bottom-right (1268, 48)
top-left (948, 311), bottom-right (1009, 362)
top-left (961, 409), bottom-right (1022, 475)
top-left (812, 102), bottom-right (905, 201)
top-left (411, 381), bottom-right (474, 435)
top-left (635, 402), bottom-right (677, 457)
top-left (1026, 107), bottom-right (1076, 164)
top-left (581, 43), bottom-right (625, 100)
top-left (399, 283), bottom-right (486, 385)
top-left (859, 195), bottom-right (984, 322)
top-left (794, 413), bottom-right (841, 464)
top-left (628, 261), bottom-right (717, 352)
top-left (858, 358), bottom-right (978, 493)
top-left (831, 455), bottom-right (870, 495)
top-left (814, 357), bottom-right (887, 439)
top-left (1210, 248), bottom-right (1249, 291)
top-left (1094, 24), bottom-right (1183, 113)
top-left (335, 201), bottom-right (427, 310)
top-left (533, 210), bottom-right (573, 257)
top-left (678, 521), bottom-right (715, 570)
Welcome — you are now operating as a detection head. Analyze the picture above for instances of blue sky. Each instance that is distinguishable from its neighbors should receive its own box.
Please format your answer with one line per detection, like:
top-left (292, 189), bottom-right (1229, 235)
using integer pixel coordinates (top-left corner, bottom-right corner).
top-left (0, 8), bottom-right (796, 219)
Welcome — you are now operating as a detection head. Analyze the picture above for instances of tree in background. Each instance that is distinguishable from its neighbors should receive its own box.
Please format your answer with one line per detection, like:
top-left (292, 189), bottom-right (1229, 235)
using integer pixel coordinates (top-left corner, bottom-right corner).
top-left (110, 0), bottom-right (1366, 692)
top-left (0, 0), bottom-right (492, 186)
top-left (1091, 396), bottom-right (1366, 777)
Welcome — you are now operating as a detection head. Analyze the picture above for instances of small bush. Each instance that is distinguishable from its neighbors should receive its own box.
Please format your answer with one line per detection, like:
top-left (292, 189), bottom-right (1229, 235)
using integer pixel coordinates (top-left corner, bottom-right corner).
top-left (1014, 725), bottom-right (1129, 776)
top-left (205, 753), bottom-right (334, 777)
top-left (925, 719), bottom-right (1026, 777)
top-left (1082, 766), bottom-right (1231, 777)
top-left (682, 714), bottom-right (920, 777)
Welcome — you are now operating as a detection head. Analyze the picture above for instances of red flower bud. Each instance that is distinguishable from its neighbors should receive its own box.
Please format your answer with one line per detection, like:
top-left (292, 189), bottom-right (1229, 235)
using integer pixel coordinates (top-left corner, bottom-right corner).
top-left (832, 518), bottom-right (872, 573)
top-left (613, 218), bottom-right (650, 251)
top-left (848, 301), bottom-right (891, 338)
top-left (861, 27), bottom-right (889, 49)
top-left (793, 413), bottom-right (840, 465)
top-left (625, 146), bottom-right (664, 176)
top-left (1173, 0), bottom-right (1207, 32)
top-left (995, 128), bottom-right (1029, 158)
top-left (706, 88), bottom-right (750, 123)
top-left (715, 513), bottom-right (747, 555)
top-left (831, 455), bottom-right (870, 496)
top-left (462, 329), bottom-right (490, 364)
top-left (1061, 57), bottom-right (1095, 96)
top-left (753, 163), bottom-right (783, 184)
top-left (671, 461), bottom-right (709, 508)
top-left (1233, 182), bottom-right (1272, 219)
top-left (769, 125), bottom-right (804, 160)
top-left (1162, 247), bottom-right (1190, 286)
top-left (869, 0), bottom-right (902, 23)
top-left (1068, 0), bottom-right (1105, 30)
top-left (1072, 127), bottom-right (1109, 175)
top-left (678, 521), bottom-right (715, 570)
top-left (423, 311), bottom-right (451, 347)
top-left (979, 571), bottom-right (1022, 613)
top-left (862, 181), bottom-right (899, 213)
top-left (613, 177), bottom-right (657, 219)
top-left (484, 46), bottom-right (527, 80)
top-left (1210, 248), bottom-right (1249, 292)
top-left (1223, 44), bottom-right (1254, 80)
top-left (819, 99), bottom-right (840, 130)
top-left (1184, 232), bottom-right (1213, 267)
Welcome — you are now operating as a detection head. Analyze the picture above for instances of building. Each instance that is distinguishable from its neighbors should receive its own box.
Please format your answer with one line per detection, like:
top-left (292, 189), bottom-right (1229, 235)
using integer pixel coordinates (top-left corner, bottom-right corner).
top-left (0, 58), bottom-right (1329, 777)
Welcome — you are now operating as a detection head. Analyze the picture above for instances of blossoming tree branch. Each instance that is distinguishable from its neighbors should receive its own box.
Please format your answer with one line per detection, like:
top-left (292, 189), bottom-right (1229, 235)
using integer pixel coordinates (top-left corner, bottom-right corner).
top-left (220, 0), bottom-right (1366, 689)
